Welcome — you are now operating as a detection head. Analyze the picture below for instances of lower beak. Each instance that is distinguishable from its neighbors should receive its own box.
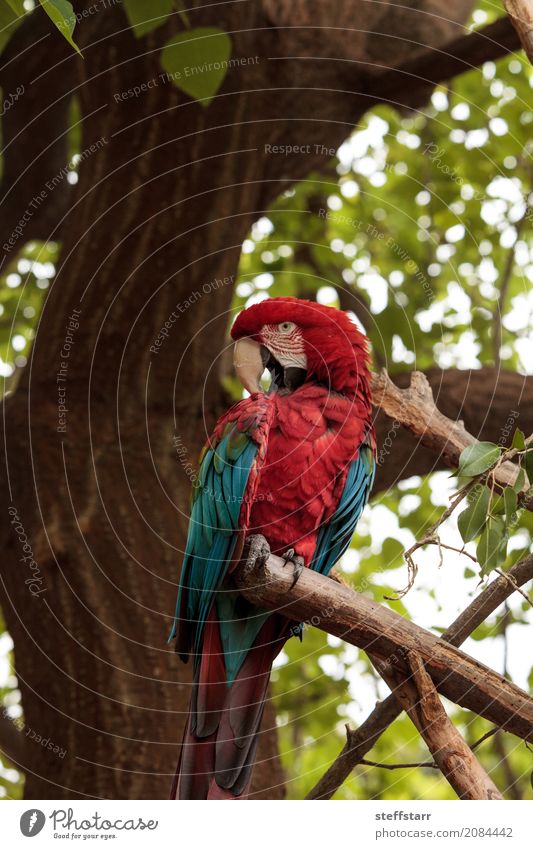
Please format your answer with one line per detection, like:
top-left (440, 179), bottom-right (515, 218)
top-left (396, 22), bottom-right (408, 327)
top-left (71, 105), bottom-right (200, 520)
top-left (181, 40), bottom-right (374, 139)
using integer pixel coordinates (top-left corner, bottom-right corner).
top-left (233, 338), bottom-right (264, 395)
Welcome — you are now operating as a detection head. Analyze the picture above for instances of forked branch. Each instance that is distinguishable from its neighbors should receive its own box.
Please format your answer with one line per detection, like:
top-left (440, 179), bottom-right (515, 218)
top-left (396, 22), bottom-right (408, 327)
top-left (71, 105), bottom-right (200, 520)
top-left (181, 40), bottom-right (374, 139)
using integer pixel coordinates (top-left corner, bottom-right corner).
top-left (371, 649), bottom-right (502, 799)
top-left (234, 552), bottom-right (533, 744)
top-left (305, 555), bottom-right (533, 799)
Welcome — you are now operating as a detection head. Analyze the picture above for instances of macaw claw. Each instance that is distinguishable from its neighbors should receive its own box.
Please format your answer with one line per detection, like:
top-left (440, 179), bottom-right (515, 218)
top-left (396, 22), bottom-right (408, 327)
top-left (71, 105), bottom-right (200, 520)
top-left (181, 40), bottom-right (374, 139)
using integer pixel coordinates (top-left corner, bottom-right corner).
top-left (244, 534), bottom-right (271, 577)
top-left (281, 548), bottom-right (305, 589)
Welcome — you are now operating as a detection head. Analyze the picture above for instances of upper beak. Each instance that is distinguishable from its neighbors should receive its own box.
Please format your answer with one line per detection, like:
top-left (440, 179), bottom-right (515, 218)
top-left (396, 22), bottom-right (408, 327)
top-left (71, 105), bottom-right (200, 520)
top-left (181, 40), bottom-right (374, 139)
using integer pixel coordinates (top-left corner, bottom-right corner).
top-left (233, 337), bottom-right (264, 395)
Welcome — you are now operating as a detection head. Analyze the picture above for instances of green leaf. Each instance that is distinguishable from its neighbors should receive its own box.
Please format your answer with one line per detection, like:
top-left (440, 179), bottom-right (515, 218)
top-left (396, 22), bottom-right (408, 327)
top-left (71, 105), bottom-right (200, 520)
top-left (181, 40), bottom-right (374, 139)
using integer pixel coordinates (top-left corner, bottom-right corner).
top-left (476, 518), bottom-right (506, 577)
top-left (381, 537), bottom-right (405, 570)
top-left (503, 486), bottom-right (517, 520)
top-left (512, 428), bottom-right (525, 450)
top-left (457, 485), bottom-right (489, 542)
top-left (123, 0), bottom-right (174, 39)
top-left (524, 449), bottom-right (533, 486)
top-left (512, 468), bottom-right (526, 493)
top-left (160, 27), bottom-right (232, 106)
top-left (458, 442), bottom-right (500, 477)
top-left (39, 0), bottom-right (80, 54)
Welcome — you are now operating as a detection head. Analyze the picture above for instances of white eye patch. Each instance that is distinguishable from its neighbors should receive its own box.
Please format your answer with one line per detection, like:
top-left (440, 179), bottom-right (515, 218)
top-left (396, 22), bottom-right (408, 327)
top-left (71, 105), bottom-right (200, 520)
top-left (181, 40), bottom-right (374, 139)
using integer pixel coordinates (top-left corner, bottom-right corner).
top-left (261, 323), bottom-right (307, 370)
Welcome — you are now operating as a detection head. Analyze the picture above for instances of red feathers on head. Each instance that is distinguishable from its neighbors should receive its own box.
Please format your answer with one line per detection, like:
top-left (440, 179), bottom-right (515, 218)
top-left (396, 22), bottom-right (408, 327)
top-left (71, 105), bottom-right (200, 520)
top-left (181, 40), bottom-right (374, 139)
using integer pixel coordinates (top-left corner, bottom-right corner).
top-left (231, 296), bottom-right (360, 340)
top-left (231, 297), bottom-right (371, 395)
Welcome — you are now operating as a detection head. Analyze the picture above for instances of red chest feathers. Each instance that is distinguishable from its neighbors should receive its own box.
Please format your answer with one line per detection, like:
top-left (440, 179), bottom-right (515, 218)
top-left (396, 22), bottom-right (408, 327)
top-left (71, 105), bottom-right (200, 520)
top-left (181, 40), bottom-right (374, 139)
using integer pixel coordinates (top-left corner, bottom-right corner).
top-left (249, 384), bottom-right (370, 560)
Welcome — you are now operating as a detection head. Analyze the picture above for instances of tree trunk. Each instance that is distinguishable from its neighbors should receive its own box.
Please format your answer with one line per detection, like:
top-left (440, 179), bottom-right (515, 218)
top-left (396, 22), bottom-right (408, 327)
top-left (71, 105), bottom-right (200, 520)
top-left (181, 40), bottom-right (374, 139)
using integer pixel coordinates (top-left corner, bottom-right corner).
top-left (0, 0), bottom-right (484, 798)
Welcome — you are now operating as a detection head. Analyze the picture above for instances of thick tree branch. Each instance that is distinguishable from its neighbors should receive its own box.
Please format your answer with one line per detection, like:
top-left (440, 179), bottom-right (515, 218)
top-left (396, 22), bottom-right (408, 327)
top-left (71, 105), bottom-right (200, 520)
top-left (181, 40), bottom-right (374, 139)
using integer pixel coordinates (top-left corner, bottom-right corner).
top-left (372, 369), bottom-right (533, 507)
top-left (364, 16), bottom-right (522, 107)
top-left (234, 552), bottom-right (533, 743)
top-left (307, 554), bottom-right (533, 799)
top-left (371, 650), bottom-right (502, 799)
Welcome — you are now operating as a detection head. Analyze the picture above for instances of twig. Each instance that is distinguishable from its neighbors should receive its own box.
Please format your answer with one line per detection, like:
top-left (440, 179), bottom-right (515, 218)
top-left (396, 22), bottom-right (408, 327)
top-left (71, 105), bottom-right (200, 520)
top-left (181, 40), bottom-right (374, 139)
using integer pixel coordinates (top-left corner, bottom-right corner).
top-left (471, 726), bottom-right (500, 751)
top-left (360, 757), bottom-right (438, 770)
top-left (354, 724), bottom-right (500, 771)
top-left (495, 568), bottom-right (533, 609)
top-left (493, 213), bottom-right (528, 366)
top-left (395, 533), bottom-right (478, 599)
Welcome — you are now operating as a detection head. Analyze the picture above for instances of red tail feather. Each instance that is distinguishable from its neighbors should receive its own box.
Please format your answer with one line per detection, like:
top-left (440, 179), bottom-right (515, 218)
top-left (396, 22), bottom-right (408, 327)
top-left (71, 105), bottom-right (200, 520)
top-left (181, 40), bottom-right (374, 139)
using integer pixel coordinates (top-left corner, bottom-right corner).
top-left (171, 611), bottom-right (288, 799)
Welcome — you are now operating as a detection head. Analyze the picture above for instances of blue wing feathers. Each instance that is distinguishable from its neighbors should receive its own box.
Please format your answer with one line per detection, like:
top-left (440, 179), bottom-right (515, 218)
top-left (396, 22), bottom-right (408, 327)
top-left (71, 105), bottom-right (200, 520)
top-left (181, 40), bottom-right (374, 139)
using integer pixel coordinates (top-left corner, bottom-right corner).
top-left (311, 444), bottom-right (375, 576)
top-left (169, 428), bottom-right (260, 664)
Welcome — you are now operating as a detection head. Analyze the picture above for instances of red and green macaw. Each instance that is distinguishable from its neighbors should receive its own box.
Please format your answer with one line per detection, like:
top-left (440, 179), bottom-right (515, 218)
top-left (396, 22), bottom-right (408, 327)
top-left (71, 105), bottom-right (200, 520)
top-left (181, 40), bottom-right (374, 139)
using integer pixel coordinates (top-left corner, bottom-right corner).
top-left (169, 297), bottom-right (375, 799)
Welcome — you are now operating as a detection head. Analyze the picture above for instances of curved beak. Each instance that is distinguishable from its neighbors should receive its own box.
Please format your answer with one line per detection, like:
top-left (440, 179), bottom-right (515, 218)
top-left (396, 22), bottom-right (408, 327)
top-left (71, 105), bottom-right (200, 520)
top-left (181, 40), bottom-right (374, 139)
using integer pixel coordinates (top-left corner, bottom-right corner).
top-left (233, 337), bottom-right (265, 395)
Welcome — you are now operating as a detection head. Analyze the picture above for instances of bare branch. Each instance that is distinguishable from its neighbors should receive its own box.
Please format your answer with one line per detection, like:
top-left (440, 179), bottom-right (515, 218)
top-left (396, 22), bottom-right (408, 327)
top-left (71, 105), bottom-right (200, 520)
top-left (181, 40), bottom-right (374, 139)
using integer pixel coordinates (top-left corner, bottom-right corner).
top-left (373, 368), bottom-right (533, 493)
top-left (235, 551), bottom-right (533, 746)
top-left (494, 568), bottom-right (533, 608)
top-left (372, 370), bottom-right (532, 508)
top-left (353, 727), bottom-right (504, 769)
top-left (444, 555), bottom-right (533, 646)
top-left (306, 554), bottom-right (533, 799)
top-left (360, 757), bottom-right (437, 770)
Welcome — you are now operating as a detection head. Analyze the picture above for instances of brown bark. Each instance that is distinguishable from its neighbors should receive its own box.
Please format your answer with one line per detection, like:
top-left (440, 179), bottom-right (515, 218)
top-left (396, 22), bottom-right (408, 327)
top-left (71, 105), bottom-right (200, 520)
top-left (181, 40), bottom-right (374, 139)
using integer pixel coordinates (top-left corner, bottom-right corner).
top-left (504, 0), bottom-right (533, 63)
top-left (0, 0), bottom-right (507, 800)
top-left (360, 15), bottom-right (520, 108)
top-left (235, 551), bottom-right (533, 742)
top-left (373, 368), bottom-right (533, 493)
top-left (0, 713), bottom-right (26, 768)
top-left (307, 554), bottom-right (533, 800)
top-left (372, 650), bottom-right (503, 799)
top-left (0, 7), bottom-right (75, 253)
top-left (373, 370), bottom-right (531, 506)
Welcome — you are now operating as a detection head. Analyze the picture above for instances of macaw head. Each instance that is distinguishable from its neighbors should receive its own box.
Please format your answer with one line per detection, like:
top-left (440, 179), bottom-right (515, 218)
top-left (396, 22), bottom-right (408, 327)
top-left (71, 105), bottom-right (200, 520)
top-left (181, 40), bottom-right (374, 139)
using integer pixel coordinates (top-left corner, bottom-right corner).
top-left (231, 296), bottom-right (371, 396)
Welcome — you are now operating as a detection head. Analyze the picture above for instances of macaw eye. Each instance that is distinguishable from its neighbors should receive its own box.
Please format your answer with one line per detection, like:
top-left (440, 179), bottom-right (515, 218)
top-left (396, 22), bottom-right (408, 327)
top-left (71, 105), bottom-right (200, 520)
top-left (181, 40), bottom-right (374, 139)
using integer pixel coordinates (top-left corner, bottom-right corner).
top-left (278, 321), bottom-right (296, 334)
